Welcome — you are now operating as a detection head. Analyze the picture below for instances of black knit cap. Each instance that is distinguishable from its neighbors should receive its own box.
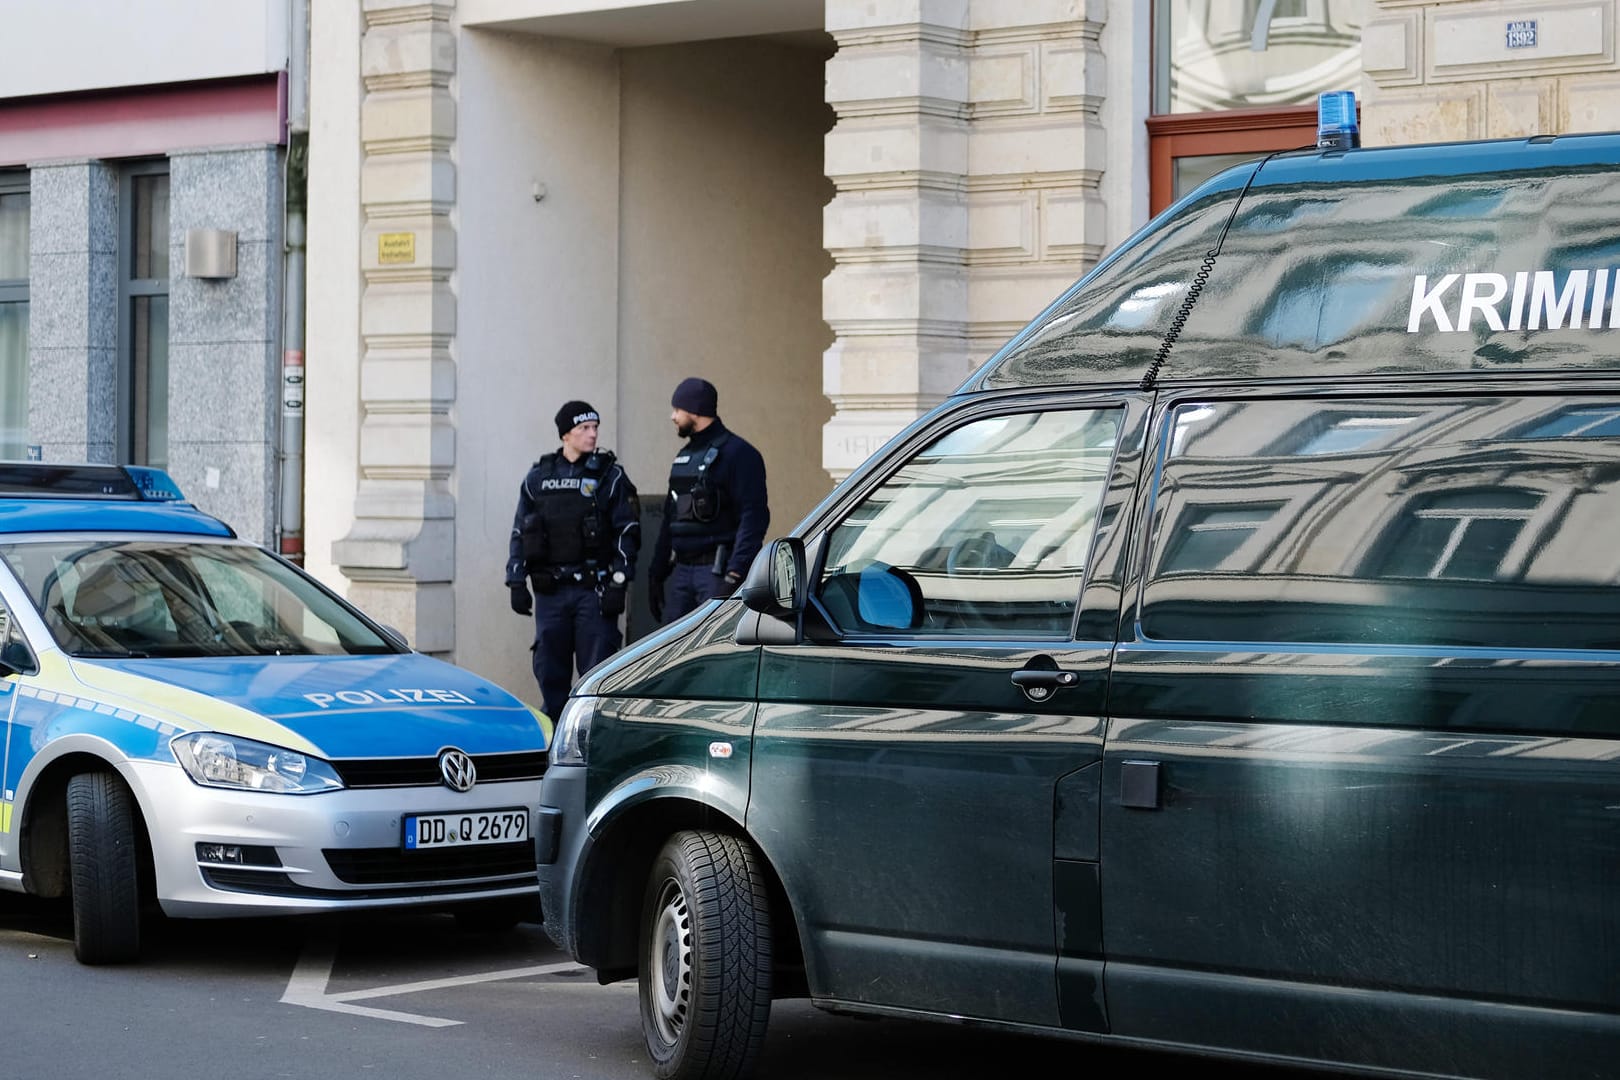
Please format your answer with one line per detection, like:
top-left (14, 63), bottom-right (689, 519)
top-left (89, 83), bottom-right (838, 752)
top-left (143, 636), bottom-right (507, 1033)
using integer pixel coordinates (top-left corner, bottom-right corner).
top-left (671, 377), bottom-right (718, 417)
top-left (555, 400), bottom-right (600, 438)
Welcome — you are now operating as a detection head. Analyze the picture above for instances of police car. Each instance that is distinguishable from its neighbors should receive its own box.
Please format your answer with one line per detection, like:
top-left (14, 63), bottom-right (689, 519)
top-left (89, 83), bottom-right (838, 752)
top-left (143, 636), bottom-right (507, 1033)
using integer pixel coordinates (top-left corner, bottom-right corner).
top-left (0, 463), bottom-right (551, 964)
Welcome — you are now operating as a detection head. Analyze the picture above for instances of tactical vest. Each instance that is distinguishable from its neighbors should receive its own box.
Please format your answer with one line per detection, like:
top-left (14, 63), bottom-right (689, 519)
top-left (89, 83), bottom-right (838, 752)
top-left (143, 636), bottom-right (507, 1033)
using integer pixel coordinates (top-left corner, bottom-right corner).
top-left (519, 451), bottom-right (615, 568)
top-left (667, 432), bottom-right (731, 542)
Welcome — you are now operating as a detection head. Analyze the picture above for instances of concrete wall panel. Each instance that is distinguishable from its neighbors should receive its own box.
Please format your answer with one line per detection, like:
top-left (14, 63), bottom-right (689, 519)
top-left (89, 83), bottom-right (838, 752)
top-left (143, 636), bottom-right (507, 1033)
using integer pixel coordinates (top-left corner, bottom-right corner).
top-left (166, 146), bottom-right (283, 544)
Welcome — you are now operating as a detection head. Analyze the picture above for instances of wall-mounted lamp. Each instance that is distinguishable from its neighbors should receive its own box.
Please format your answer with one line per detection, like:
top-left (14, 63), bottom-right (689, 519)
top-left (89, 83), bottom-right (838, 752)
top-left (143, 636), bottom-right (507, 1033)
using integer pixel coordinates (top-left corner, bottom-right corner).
top-left (185, 228), bottom-right (238, 279)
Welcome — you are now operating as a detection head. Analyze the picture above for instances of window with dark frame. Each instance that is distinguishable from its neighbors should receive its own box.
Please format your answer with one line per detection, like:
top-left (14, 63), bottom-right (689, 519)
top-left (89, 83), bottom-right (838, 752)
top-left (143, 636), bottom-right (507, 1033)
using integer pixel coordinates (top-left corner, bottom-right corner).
top-left (1372, 491), bottom-right (1541, 582)
top-left (1157, 503), bottom-right (1283, 574)
top-left (119, 163), bottom-right (170, 468)
top-left (1514, 405), bottom-right (1620, 440)
top-left (1264, 411), bottom-right (1420, 457)
top-left (0, 171), bottom-right (28, 461)
top-left (1149, 1), bottom-right (1362, 215)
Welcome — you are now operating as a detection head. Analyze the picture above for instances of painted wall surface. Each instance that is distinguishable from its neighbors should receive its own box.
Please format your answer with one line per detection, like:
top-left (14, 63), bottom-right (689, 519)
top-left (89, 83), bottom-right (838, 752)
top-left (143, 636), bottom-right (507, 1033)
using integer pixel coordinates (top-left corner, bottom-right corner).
top-left (617, 37), bottom-right (835, 534)
top-left (0, 0), bottom-right (290, 99)
top-left (459, 0), bottom-right (825, 45)
top-left (303, 0), bottom-right (362, 593)
top-left (453, 29), bottom-right (623, 699)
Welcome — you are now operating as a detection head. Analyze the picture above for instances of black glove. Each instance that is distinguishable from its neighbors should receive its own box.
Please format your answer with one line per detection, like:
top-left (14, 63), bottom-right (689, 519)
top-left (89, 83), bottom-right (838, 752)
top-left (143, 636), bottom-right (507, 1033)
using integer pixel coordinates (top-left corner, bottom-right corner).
top-left (510, 584), bottom-right (532, 616)
top-left (716, 570), bottom-right (743, 598)
top-left (600, 584), bottom-right (626, 618)
top-left (648, 581), bottom-right (665, 624)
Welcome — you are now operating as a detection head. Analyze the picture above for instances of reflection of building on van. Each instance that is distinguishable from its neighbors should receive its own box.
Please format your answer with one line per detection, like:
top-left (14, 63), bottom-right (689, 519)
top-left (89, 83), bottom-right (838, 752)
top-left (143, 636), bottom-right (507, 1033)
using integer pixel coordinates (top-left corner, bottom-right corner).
top-left (536, 116), bottom-right (1620, 1080)
top-left (1146, 396), bottom-right (1620, 649)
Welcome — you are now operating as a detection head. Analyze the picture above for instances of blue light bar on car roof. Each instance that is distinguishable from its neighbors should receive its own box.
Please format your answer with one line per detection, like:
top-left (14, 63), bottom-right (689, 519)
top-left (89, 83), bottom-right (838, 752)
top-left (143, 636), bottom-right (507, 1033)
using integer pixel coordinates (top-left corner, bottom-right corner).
top-left (123, 465), bottom-right (186, 501)
top-left (0, 463), bottom-right (189, 502)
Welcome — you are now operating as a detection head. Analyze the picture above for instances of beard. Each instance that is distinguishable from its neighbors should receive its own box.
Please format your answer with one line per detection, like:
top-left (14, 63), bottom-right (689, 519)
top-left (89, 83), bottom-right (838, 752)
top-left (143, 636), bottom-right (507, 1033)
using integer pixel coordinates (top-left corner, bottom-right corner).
top-left (675, 418), bottom-right (697, 438)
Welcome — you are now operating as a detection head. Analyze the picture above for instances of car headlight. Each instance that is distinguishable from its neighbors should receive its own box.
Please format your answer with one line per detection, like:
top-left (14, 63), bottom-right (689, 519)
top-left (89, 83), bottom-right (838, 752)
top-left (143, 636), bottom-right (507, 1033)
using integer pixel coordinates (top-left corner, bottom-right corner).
top-left (171, 733), bottom-right (345, 795)
top-left (551, 696), bottom-right (595, 766)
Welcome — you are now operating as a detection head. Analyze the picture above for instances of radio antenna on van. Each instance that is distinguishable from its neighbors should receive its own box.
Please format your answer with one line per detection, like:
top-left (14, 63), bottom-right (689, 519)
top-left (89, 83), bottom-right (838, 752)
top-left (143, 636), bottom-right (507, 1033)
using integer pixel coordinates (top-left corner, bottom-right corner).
top-left (1137, 156), bottom-right (1269, 393)
top-left (1139, 91), bottom-right (1357, 393)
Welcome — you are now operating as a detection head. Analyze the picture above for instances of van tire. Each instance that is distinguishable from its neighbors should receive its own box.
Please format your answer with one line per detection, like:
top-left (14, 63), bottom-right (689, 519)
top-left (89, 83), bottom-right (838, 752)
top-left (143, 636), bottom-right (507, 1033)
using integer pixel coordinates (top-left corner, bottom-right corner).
top-left (638, 830), bottom-right (772, 1080)
top-left (66, 770), bottom-right (142, 965)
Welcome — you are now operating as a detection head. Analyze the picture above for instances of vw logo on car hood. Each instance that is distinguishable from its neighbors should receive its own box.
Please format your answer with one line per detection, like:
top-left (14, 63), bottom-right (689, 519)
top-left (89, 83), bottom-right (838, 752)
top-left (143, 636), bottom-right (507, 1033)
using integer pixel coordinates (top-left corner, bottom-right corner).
top-left (438, 748), bottom-right (477, 792)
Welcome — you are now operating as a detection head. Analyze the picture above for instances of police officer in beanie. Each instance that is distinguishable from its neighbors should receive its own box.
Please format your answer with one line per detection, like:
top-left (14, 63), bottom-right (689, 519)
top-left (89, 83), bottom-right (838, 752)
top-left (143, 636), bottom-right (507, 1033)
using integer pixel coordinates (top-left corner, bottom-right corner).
top-left (648, 377), bottom-right (769, 624)
top-left (507, 401), bottom-right (640, 719)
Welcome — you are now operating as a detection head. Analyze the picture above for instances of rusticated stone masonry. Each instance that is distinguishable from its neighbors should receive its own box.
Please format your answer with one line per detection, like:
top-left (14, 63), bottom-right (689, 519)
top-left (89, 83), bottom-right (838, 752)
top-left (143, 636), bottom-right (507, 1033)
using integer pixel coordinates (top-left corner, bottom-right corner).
top-left (334, 0), bottom-right (460, 655)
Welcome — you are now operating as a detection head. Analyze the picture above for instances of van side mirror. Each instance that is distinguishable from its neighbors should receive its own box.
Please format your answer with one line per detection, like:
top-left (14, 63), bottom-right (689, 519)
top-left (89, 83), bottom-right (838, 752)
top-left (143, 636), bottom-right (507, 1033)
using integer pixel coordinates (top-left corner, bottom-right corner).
top-left (740, 538), bottom-right (806, 616)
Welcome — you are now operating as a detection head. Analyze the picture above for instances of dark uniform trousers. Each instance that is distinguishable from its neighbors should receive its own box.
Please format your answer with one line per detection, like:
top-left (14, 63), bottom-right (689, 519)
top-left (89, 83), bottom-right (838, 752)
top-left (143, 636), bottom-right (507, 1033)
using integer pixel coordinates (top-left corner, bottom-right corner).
top-left (664, 559), bottom-right (729, 623)
top-left (531, 579), bottom-right (622, 719)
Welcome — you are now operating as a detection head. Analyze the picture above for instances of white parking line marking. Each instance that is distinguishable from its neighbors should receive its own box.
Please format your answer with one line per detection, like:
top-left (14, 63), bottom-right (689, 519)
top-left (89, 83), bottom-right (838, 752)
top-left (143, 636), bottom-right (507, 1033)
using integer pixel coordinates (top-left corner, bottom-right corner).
top-left (281, 942), bottom-right (591, 1027)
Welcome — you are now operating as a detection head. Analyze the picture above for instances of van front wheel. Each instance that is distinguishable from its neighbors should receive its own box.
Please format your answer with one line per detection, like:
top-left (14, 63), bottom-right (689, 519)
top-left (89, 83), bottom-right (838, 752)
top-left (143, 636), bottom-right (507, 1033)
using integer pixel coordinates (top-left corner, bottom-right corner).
top-left (66, 770), bottom-right (142, 965)
top-left (639, 830), bottom-right (772, 1080)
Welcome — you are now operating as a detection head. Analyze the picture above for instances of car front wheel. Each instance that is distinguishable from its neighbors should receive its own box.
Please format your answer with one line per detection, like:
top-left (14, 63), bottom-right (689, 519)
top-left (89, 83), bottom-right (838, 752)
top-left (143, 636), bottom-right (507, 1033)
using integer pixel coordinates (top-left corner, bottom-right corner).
top-left (639, 830), bottom-right (772, 1080)
top-left (66, 770), bottom-right (142, 965)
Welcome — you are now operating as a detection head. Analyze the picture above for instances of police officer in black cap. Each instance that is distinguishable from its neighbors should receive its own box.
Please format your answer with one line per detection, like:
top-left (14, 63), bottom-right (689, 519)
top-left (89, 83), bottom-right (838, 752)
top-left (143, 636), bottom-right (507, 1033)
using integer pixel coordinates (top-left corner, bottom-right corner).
top-left (648, 376), bottom-right (769, 624)
top-left (507, 401), bottom-right (640, 718)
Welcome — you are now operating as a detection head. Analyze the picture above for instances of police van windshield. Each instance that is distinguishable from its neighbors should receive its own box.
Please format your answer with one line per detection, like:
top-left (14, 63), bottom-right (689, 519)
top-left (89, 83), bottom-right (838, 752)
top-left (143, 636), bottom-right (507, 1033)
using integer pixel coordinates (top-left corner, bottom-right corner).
top-left (0, 539), bottom-right (398, 658)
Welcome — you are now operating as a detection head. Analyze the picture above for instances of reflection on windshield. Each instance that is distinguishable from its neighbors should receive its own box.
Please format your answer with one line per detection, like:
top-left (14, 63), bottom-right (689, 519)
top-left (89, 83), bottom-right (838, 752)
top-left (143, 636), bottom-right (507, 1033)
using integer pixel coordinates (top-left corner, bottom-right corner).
top-left (820, 409), bottom-right (1122, 636)
top-left (0, 540), bottom-right (397, 659)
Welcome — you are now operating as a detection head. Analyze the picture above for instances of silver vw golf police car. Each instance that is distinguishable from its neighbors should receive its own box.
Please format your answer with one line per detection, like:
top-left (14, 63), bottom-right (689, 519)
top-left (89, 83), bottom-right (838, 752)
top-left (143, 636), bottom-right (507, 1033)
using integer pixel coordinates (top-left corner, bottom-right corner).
top-left (0, 464), bottom-right (550, 963)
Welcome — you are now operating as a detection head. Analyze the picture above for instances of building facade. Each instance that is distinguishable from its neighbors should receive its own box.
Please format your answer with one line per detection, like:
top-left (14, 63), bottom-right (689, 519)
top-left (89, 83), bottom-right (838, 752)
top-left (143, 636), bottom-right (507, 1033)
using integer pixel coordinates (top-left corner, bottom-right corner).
top-left (0, 0), bottom-right (302, 545)
top-left (300, 0), bottom-right (1620, 702)
top-left (7, 1), bottom-right (1608, 708)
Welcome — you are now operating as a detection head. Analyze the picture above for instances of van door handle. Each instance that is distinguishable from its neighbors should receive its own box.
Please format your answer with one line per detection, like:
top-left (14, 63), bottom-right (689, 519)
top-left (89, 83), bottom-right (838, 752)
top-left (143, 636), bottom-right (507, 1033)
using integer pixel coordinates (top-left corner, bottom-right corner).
top-left (1010, 667), bottom-right (1079, 702)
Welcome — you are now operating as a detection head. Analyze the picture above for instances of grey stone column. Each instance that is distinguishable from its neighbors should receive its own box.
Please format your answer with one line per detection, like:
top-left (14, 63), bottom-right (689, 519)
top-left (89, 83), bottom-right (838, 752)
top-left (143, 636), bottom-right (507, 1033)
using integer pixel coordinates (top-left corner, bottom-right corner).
top-left (167, 146), bottom-right (284, 543)
top-left (27, 161), bottom-right (118, 463)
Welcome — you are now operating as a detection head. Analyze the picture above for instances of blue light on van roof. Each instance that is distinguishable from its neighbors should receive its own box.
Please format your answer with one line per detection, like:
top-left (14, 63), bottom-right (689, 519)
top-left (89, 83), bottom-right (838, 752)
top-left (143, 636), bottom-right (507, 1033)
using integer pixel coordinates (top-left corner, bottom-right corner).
top-left (1317, 90), bottom-right (1359, 150)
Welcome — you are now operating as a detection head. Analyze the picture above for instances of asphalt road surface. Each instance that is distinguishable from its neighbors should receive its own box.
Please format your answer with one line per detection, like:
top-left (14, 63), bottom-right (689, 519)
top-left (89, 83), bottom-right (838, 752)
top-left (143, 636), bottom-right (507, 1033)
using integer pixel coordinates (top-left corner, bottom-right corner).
top-left (0, 893), bottom-right (1330, 1080)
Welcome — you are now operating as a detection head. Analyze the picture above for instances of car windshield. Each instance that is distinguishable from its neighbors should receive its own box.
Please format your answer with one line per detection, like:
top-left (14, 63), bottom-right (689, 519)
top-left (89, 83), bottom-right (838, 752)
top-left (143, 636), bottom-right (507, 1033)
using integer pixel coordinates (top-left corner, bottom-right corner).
top-left (0, 538), bottom-right (399, 658)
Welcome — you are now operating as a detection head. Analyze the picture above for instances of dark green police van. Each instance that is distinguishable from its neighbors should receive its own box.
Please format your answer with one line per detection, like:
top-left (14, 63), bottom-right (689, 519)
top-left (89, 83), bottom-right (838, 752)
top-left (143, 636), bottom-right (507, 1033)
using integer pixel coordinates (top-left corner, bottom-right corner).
top-left (537, 106), bottom-right (1620, 1080)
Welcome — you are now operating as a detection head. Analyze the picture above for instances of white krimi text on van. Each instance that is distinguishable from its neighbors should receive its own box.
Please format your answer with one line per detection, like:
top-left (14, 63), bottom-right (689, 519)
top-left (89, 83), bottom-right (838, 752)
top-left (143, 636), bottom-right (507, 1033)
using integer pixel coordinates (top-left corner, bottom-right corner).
top-left (1407, 271), bottom-right (1620, 332)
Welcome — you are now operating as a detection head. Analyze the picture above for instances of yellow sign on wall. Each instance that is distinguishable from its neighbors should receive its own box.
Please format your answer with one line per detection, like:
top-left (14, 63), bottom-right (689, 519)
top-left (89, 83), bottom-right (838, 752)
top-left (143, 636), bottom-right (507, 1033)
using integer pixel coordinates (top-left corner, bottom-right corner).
top-left (378, 232), bottom-right (416, 265)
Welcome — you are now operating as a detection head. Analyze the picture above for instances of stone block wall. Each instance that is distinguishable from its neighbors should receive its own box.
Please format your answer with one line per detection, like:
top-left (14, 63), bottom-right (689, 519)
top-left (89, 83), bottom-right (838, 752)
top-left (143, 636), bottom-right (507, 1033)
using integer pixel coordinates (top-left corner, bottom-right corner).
top-left (331, 0), bottom-right (459, 656)
top-left (1363, 0), bottom-right (1620, 144)
top-left (822, 0), bottom-right (1103, 479)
